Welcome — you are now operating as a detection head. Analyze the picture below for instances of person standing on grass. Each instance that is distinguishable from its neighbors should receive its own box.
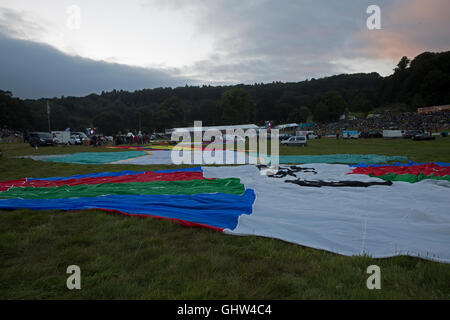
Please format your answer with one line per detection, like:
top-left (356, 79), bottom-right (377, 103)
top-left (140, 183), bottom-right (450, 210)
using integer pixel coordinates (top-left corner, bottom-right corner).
top-left (91, 135), bottom-right (97, 147)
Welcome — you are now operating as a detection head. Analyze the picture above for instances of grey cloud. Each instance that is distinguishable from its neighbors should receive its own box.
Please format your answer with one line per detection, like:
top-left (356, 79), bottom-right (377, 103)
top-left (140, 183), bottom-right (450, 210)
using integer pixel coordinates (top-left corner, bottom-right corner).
top-left (0, 7), bottom-right (48, 40)
top-left (0, 32), bottom-right (191, 99)
top-left (166, 0), bottom-right (392, 82)
top-left (154, 0), bottom-right (448, 82)
top-left (1, 0), bottom-right (448, 98)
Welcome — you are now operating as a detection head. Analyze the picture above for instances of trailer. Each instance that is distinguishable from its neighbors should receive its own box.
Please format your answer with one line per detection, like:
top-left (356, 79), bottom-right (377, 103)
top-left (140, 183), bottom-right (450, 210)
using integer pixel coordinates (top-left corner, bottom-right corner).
top-left (51, 131), bottom-right (71, 144)
top-left (382, 130), bottom-right (404, 139)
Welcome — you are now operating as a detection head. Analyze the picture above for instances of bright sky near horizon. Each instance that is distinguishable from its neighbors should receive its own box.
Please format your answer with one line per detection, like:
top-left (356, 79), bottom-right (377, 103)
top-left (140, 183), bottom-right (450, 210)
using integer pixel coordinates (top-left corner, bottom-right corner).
top-left (0, 0), bottom-right (449, 98)
top-left (0, 0), bottom-right (213, 68)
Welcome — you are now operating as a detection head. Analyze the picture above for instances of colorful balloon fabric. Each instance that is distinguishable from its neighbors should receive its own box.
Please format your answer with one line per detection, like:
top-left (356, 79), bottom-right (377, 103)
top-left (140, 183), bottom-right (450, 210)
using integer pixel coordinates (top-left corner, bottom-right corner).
top-left (259, 153), bottom-right (409, 165)
top-left (0, 168), bottom-right (255, 231)
top-left (1, 162), bottom-right (449, 263)
top-left (203, 164), bottom-right (450, 263)
top-left (349, 162), bottom-right (450, 183)
top-left (25, 150), bottom-right (409, 165)
top-left (30, 151), bottom-right (149, 164)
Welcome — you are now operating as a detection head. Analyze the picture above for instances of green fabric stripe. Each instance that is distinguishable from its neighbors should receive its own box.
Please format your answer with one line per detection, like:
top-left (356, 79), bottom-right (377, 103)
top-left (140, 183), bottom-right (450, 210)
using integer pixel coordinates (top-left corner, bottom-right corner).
top-left (255, 153), bottom-right (409, 165)
top-left (44, 151), bottom-right (148, 164)
top-left (0, 178), bottom-right (245, 199)
top-left (371, 173), bottom-right (450, 183)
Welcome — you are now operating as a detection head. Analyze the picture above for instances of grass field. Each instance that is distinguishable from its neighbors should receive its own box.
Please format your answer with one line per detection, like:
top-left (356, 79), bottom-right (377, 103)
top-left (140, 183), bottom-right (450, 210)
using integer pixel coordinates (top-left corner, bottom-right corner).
top-left (0, 139), bottom-right (449, 299)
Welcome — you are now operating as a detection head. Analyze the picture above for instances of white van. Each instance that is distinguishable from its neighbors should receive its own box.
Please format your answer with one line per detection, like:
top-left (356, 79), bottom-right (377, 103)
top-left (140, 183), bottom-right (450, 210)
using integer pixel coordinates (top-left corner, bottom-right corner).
top-left (281, 135), bottom-right (308, 147)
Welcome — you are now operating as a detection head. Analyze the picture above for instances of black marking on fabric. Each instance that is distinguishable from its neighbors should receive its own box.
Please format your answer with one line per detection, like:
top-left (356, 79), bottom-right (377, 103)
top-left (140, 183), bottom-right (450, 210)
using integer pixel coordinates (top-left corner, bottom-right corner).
top-left (284, 179), bottom-right (393, 188)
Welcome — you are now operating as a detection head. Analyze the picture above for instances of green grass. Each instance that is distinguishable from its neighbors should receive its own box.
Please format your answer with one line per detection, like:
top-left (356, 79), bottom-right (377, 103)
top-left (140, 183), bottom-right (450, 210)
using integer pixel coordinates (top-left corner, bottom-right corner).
top-left (0, 140), bottom-right (449, 299)
top-left (278, 137), bottom-right (450, 162)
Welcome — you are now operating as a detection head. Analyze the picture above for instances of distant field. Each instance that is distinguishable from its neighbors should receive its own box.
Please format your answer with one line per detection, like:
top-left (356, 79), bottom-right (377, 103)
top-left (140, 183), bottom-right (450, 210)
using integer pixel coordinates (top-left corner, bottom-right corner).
top-left (0, 139), bottom-right (449, 299)
top-left (279, 137), bottom-right (450, 163)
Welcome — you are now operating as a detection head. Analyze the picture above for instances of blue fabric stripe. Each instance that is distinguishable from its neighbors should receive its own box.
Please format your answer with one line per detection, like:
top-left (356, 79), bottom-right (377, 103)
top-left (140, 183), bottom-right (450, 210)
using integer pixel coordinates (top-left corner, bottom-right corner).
top-left (0, 189), bottom-right (255, 230)
top-left (27, 167), bottom-right (203, 181)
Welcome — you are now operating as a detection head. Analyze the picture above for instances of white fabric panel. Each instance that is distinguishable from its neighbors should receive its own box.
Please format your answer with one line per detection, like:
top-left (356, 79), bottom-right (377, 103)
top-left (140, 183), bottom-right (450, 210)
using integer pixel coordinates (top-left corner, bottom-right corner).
top-left (203, 165), bottom-right (450, 263)
top-left (112, 150), bottom-right (174, 165)
top-left (113, 150), bottom-right (260, 165)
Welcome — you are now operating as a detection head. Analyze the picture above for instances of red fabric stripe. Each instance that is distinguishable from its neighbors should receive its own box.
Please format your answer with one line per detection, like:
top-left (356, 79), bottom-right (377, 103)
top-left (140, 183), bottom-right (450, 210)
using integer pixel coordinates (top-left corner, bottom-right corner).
top-left (0, 179), bottom-right (27, 192)
top-left (349, 163), bottom-right (450, 177)
top-left (79, 208), bottom-right (225, 232)
top-left (0, 171), bottom-right (205, 191)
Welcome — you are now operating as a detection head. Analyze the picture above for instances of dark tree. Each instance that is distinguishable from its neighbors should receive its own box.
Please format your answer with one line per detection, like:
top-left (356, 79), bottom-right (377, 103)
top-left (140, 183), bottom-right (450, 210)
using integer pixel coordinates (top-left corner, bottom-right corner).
top-left (313, 91), bottom-right (347, 122)
top-left (395, 56), bottom-right (411, 72)
top-left (287, 106), bottom-right (310, 123)
top-left (0, 90), bottom-right (32, 129)
top-left (219, 88), bottom-right (254, 125)
top-left (93, 112), bottom-right (123, 135)
top-left (3, 50), bottom-right (448, 132)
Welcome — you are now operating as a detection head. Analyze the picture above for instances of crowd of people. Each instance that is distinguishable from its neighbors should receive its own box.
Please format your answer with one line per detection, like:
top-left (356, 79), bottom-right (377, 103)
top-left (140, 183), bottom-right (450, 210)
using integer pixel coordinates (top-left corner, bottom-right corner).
top-left (113, 132), bottom-right (152, 145)
top-left (0, 127), bottom-right (23, 143)
top-left (0, 127), bottom-right (160, 146)
top-left (310, 111), bottom-right (450, 136)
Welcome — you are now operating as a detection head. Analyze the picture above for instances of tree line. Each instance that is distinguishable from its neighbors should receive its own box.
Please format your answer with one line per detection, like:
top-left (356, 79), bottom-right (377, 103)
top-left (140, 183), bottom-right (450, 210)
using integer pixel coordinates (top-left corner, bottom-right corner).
top-left (2, 51), bottom-right (449, 135)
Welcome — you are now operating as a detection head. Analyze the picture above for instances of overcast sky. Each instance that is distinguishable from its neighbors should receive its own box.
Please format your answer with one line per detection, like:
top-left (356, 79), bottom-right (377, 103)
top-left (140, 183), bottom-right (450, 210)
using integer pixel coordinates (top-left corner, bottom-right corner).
top-left (0, 0), bottom-right (449, 99)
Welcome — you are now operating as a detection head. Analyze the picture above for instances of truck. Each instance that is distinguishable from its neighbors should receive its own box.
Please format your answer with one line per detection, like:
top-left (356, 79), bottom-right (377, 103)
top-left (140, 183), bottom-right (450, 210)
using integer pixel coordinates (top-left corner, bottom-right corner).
top-left (342, 130), bottom-right (359, 139)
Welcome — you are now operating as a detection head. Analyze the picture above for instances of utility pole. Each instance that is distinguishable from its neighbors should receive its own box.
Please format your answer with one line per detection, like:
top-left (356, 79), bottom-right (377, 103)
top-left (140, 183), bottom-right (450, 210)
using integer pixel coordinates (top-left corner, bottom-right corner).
top-left (47, 100), bottom-right (51, 132)
top-left (139, 112), bottom-right (141, 132)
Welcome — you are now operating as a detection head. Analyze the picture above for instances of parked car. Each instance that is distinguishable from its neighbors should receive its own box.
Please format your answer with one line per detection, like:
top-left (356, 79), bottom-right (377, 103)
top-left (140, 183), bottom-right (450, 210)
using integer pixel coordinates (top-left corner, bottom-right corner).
top-left (403, 130), bottom-right (423, 139)
top-left (412, 133), bottom-right (435, 141)
top-left (360, 131), bottom-right (382, 138)
top-left (29, 132), bottom-right (54, 147)
top-left (279, 134), bottom-right (293, 141)
top-left (220, 134), bottom-right (246, 143)
top-left (73, 132), bottom-right (89, 141)
top-left (150, 133), bottom-right (169, 140)
top-left (281, 135), bottom-right (308, 147)
top-left (68, 134), bottom-right (82, 145)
